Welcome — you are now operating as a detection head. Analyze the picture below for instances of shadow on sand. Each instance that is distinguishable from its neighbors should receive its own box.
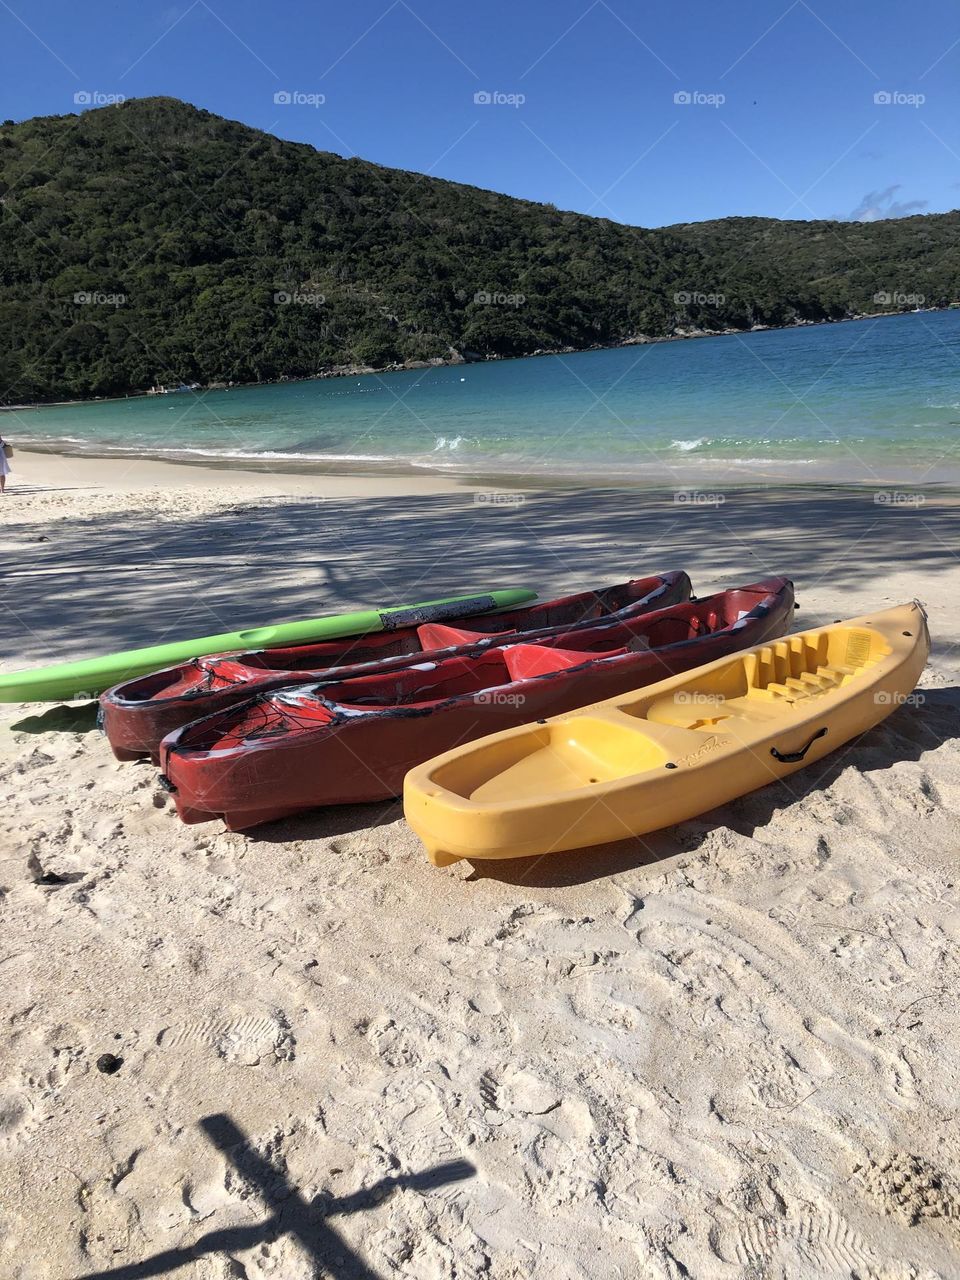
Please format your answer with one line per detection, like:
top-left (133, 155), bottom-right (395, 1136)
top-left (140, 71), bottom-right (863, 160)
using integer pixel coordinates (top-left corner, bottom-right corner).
top-left (5, 485), bottom-right (959, 664)
top-left (77, 1112), bottom-right (475, 1280)
top-left (245, 798), bottom-right (403, 844)
top-left (10, 701), bottom-right (100, 734)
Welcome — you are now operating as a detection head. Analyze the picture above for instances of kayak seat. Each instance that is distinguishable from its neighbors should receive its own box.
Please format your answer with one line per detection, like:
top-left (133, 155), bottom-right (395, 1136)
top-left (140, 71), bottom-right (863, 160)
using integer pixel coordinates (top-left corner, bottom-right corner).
top-left (417, 622), bottom-right (506, 648)
top-left (502, 643), bottom-right (629, 681)
top-left (644, 630), bottom-right (890, 731)
top-left (634, 614), bottom-right (703, 648)
top-left (645, 695), bottom-right (736, 731)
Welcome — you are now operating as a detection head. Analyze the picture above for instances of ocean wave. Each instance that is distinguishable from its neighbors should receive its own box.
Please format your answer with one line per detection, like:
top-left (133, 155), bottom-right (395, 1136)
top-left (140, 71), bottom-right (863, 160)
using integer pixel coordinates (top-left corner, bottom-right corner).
top-left (724, 457), bottom-right (816, 466)
top-left (668, 434), bottom-right (867, 453)
top-left (15, 431), bottom-right (940, 481)
top-left (32, 434), bottom-right (91, 445)
top-left (431, 434), bottom-right (481, 452)
top-left (14, 436), bottom-right (403, 465)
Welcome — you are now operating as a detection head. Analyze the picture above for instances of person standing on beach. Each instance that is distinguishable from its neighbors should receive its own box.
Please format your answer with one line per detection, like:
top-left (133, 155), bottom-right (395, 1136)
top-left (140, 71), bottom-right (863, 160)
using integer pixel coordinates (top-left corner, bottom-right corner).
top-left (0, 434), bottom-right (10, 494)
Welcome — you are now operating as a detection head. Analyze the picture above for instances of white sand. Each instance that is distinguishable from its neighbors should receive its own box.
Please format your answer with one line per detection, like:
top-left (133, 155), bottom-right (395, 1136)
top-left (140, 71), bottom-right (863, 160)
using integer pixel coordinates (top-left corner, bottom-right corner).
top-left (1, 452), bottom-right (959, 1278)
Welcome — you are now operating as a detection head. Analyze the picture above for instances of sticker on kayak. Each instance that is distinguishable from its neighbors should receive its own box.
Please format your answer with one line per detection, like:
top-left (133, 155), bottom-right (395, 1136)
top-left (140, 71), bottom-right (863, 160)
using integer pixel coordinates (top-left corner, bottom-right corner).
top-left (380, 596), bottom-right (497, 630)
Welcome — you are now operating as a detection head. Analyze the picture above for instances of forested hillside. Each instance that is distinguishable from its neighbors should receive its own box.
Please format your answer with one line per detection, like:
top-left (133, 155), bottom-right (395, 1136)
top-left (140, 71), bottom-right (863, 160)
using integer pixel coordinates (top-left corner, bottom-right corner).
top-left (1, 97), bottom-right (957, 402)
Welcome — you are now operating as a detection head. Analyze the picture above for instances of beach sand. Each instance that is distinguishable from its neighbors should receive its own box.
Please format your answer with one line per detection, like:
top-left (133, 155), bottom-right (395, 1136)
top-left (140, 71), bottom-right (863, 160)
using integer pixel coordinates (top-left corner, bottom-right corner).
top-left (1, 451), bottom-right (959, 1278)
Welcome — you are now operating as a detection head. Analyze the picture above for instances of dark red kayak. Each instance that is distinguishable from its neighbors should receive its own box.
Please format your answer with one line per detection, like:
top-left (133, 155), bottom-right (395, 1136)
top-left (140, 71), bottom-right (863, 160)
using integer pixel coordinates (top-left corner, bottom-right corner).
top-left (159, 578), bottom-right (794, 831)
top-left (101, 571), bottom-right (690, 761)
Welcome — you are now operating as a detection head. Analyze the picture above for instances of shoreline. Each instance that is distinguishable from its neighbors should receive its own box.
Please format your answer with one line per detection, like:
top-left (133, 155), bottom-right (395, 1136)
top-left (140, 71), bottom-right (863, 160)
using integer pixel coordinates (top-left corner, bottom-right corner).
top-left (5, 447), bottom-right (475, 501)
top-left (11, 444), bottom-right (960, 492)
top-left (2, 306), bottom-right (952, 413)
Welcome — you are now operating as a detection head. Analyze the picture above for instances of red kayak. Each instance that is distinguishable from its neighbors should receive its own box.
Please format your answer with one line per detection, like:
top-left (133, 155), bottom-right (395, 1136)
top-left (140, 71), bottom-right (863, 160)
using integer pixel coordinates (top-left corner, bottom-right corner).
top-left (101, 572), bottom-right (690, 761)
top-left (160, 578), bottom-right (794, 831)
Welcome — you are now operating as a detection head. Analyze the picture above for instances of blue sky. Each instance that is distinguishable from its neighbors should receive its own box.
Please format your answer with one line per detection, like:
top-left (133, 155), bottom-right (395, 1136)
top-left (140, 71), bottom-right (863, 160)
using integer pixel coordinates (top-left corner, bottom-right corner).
top-left (1, 0), bottom-right (957, 227)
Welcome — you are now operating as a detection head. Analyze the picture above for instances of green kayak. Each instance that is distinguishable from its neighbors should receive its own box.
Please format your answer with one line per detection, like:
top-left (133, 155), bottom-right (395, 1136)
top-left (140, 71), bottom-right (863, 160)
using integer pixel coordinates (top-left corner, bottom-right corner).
top-left (0, 588), bottom-right (535, 703)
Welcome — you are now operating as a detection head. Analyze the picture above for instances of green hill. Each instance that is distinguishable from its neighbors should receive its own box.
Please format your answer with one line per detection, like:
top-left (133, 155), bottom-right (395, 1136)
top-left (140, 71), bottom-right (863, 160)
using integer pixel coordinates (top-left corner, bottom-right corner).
top-left (0, 96), bottom-right (957, 402)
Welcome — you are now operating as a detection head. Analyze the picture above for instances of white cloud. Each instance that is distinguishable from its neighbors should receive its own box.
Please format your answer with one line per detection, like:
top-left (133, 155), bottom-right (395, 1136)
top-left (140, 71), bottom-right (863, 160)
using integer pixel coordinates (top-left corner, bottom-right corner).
top-left (845, 184), bottom-right (928, 221)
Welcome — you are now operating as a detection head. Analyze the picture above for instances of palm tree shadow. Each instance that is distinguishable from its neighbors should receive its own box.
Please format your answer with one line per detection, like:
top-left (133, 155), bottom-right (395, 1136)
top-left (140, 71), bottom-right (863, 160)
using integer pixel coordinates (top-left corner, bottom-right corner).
top-left (466, 689), bottom-right (960, 888)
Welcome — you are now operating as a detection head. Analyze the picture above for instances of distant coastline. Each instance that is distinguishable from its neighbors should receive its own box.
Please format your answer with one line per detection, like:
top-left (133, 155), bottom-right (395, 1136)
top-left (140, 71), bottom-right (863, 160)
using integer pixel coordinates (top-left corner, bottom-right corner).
top-left (2, 304), bottom-right (953, 413)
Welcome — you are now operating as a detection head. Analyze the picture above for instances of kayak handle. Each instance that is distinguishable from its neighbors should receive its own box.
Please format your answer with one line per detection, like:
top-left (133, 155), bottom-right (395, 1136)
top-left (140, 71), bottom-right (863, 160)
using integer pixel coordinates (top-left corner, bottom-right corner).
top-left (770, 726), bottom-right (827, 763)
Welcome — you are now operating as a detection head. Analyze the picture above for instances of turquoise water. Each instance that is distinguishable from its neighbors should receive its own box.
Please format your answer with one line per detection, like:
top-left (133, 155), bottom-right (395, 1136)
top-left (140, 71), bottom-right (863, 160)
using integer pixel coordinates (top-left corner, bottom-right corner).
top-left (8, 310), bottom-right (960, 483)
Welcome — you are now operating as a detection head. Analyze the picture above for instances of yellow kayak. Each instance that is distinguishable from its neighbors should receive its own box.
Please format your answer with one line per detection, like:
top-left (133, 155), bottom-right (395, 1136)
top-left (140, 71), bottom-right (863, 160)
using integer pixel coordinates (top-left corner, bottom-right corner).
top-left (404, 602), bottom-right (929, 865)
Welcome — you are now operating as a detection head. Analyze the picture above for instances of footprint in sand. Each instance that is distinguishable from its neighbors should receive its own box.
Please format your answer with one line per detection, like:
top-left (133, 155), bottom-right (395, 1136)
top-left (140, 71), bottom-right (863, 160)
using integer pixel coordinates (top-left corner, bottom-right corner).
top-left (329, 833), bottom-right (389, 866)
top-left (467, 989), bottom-right (503, 1016)
top-left (480, 1067), bottom-right (560, 1119)
top-left (0, 1087), bottom-right (34, 1148)
top-left (158, 1011), bottom-right (295, 1066)
top-left (718, 1200), bottom-right (877, 1277)
top-left (221, 1124), bottom-right (294, 1205)
top-left (0, 1023), bottom-right (87, 1151)
top-left (394, 1093), bottom-right (467, 1204)
top-left (365, 1015), bottom-right (419, 1068)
